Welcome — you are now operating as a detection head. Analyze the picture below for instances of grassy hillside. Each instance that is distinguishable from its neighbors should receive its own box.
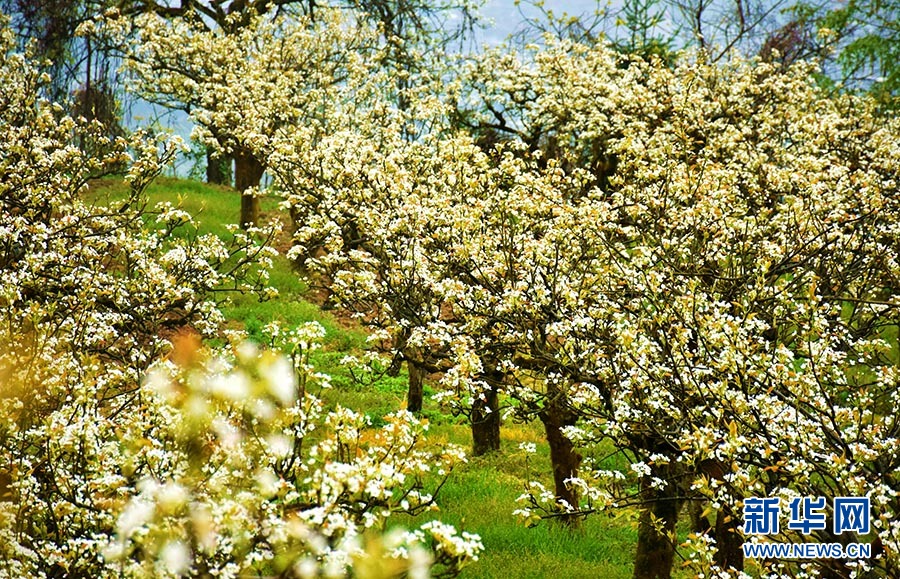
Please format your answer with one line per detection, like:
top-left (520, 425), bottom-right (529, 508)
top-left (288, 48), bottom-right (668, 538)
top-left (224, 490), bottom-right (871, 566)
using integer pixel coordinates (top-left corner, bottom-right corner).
top-left (86, 176), bottom-right (648, 578)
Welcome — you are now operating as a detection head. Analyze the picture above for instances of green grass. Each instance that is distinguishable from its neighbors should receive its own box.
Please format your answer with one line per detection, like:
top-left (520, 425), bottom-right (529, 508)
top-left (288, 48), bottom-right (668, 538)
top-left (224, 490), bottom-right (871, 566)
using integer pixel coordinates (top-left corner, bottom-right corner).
top-left (86, 176), bottom-right (650, 578)
top-left (88, 176), bottom-right (280, 238)
top-left (398, 428), bottom-right (643, 578)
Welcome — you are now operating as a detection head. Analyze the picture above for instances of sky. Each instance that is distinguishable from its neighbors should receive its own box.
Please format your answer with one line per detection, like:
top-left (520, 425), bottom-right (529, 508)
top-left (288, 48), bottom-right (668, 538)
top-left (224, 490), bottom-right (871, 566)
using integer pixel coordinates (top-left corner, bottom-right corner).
top-left (475, 0), bottom-right (610, 45)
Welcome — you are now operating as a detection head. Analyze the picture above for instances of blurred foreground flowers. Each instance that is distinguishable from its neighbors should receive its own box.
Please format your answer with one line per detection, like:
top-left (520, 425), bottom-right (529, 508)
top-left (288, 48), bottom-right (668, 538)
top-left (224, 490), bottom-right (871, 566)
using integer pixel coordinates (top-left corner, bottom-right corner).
top-left (1, 324), bottom-right (480, 578)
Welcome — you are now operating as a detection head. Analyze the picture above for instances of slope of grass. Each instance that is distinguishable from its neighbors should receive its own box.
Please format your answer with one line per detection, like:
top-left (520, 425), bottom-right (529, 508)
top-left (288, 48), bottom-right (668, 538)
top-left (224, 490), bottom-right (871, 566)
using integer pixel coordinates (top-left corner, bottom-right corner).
top-left (85, 176), bottom-right (644, 578)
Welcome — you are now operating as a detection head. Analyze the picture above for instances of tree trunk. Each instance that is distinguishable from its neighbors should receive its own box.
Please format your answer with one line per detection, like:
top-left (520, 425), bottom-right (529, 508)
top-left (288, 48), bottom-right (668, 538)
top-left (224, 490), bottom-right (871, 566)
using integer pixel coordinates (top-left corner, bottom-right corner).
top-left (470, 376), bottom-right (500, 456)
top-left (688, 499), bottom-right (712, 535)
top-left (633, 463), bottom-right (681, 579)
top-left (206, 148), bottom-right (232, 186)
top-left (696, 459), bottom-right (744, 574)
top-left (234, 147), bottom-right (264, 229)
top-left (713, 504), bottom-right (744, 572)
top-left (538, 389), bottom-right (582, 527)
top-left (407, 360), bottom-right (425, 414)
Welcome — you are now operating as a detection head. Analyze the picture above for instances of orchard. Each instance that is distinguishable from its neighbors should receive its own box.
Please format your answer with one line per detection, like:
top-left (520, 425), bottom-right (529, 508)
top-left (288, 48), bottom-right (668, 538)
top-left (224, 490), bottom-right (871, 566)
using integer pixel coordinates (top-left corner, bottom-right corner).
top-left (1, 1), bottom-right (899, 578)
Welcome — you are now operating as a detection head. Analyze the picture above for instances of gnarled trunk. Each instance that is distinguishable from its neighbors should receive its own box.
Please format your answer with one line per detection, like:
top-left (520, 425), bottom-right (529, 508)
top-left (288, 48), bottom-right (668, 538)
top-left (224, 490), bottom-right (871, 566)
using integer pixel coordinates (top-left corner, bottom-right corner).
top-left (538, 383), bottom-right (582, 527)
top-left (206, 148), bottom-right (232, 186)
top-left (714, 504), bottom-right (744, 572)
top-left (234, 147), bottom-right (264, 229)
top-left (407, 359), bottom-right (425, 414)
top-left (471, 370), bottom-right (501, 456)
top-left (697, 459), bottom-right (744, 574)
top-left (633, 462), bottom-right (681, 579)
